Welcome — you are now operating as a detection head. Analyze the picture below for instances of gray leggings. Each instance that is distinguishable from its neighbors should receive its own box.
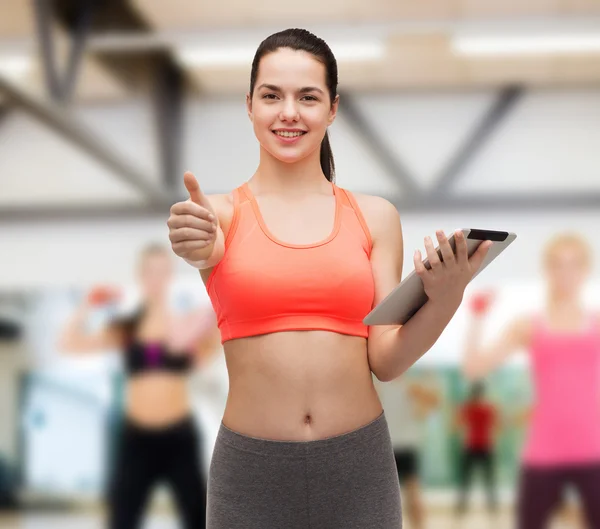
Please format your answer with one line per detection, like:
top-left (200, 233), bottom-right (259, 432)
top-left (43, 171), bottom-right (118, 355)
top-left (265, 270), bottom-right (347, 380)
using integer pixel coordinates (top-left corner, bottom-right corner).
top-left (207, 412), bottom-right (402, 529)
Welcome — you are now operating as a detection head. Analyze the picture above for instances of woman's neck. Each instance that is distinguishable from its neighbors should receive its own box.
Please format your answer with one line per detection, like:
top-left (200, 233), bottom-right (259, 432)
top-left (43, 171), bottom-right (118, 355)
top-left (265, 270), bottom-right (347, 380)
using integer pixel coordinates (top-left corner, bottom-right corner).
top-left (252, 146), bottom-right (329, 195)
top-left (143, 296), bottom-right (169, 315)
top-left (546, 292), bottom-right (585, 322)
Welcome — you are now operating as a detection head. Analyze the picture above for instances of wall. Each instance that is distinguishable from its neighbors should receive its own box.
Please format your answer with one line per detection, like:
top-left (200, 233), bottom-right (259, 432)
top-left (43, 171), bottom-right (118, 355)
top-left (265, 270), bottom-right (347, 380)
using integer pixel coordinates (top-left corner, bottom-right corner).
top-left (1, 89), bottom-right (599, 204)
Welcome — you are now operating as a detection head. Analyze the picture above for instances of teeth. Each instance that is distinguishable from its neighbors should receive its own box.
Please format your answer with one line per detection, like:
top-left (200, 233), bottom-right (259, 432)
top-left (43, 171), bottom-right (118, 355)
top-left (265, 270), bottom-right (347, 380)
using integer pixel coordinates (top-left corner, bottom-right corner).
top-left (275, 131), bottom-right (304, 138)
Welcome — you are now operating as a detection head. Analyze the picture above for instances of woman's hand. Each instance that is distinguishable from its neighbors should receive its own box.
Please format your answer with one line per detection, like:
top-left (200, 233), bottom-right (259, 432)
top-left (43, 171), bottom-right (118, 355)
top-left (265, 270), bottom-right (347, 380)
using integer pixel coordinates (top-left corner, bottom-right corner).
top-left (414, 230), bottom-right (492, 309)
top-left (167, 172), bottom-right (218, 264)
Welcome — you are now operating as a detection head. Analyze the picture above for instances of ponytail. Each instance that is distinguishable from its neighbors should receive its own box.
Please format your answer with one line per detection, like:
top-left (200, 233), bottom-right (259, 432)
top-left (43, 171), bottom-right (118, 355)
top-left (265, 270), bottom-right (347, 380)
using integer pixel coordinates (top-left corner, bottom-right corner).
top-left (320, 131), bottom-right (335, 182)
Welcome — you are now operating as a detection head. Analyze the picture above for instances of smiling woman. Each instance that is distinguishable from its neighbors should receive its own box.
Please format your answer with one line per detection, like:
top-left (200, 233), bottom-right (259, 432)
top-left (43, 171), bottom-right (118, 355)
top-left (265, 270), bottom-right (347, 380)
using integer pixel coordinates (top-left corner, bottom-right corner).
top-left (246, 31), bottom-right (339, 180)
top-left (166, 27), bottom-right (490, 529)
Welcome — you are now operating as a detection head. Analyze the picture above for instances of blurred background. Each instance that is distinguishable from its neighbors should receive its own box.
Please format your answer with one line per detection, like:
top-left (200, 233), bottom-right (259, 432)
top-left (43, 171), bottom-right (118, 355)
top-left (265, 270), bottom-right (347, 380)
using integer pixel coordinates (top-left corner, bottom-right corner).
top-left (1, 1), bottom-right (600, 528)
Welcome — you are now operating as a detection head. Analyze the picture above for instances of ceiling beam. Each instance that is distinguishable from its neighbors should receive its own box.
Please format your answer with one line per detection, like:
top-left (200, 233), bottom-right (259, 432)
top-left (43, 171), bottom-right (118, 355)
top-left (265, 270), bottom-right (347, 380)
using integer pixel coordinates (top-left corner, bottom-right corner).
top-left (0, 104), bottom-right (12, 127)
top-left (393, 191), bottom-right (600, 212)
top-left (0, 203), bottom-right (168, 223)
top-left (152, 59), bottom-right (184, 194)
top-left (431, 85), bottom-right (524, 194)
top-left (1, 191), bottom-right (599, 223)
top-left (32, 0), bottom-right (62, 101)
top-left (53, 0), bottom-right (192, 94)
top-left (32, 0), bottom-right (96, 103)
top-left (338, 91), bottom-right (421, 197)
top-left (0, 75), bottom-right (170, 205)
top-left (52, 0), bottom-right (190, 195)
top-left (59, 0), bottom-right (96, 103)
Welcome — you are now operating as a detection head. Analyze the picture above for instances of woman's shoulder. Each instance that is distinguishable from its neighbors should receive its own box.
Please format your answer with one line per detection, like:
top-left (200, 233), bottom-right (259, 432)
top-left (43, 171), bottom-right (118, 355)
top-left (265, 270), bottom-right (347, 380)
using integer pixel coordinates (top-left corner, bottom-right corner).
top-left (207, 180), bottom-right (252, 212)
top-left (347, 191), bottom-right (396, 211)
top-left (207, 192), bottom-right (235, 228)
top-left (506, 313), bottom-right (535, 346)
top-left (207, 192), bottom-right (234, 211)
top-left (345, 191), bottom-right (401, 239)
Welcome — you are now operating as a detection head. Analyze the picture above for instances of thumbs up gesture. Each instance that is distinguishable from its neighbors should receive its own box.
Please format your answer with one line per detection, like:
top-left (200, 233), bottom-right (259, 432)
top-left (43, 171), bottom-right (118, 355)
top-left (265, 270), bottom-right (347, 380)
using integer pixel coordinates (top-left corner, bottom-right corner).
top-left (167, 171), bottom-right (219, 264)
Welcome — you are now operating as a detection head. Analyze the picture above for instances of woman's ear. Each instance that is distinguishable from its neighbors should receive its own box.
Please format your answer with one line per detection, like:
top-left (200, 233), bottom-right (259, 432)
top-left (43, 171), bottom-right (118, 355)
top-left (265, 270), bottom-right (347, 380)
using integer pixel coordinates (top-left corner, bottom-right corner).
top-left (328, 94), bottom-right (339, 125)
top-left (246, 93), bottom-right (253, 122)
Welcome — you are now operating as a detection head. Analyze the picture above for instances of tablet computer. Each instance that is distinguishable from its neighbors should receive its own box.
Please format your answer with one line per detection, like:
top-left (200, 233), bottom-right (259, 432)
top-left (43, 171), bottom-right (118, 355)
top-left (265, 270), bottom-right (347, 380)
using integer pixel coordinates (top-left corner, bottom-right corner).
top-left (363, 229), bottom-right (517, 326)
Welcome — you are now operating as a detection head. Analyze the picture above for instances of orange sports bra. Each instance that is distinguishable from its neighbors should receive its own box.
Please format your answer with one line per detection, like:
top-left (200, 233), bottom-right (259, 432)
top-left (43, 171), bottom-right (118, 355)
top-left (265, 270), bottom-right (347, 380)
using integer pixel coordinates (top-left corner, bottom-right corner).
top-left (205, 182), bottom-right (375, 343)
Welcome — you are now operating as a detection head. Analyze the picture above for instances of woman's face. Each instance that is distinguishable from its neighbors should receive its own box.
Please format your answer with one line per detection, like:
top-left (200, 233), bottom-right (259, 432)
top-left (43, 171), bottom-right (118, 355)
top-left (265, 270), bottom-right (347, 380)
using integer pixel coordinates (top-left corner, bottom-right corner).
top-left (247, 47), bottom-right (338, 167)
top-left (545, 243), bottom-right (590, 297)
top-left (138, 252), bottom-right (173, 300)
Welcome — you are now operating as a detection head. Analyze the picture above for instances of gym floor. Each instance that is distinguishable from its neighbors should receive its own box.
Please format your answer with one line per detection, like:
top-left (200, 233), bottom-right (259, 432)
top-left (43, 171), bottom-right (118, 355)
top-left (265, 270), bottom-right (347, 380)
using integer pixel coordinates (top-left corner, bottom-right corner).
top-left (0, 509), bottom-right (581, 529)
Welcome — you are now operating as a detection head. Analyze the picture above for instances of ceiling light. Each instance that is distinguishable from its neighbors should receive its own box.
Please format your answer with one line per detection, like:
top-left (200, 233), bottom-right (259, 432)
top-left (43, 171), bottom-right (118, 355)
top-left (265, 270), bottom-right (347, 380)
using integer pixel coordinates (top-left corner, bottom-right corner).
top-left (176, 46), bottom-right (254, 67)
top-left (452, 33), bottom-right (600, 56)
top-left (0, 55), bottom-right (31, 79)
top-left (176, 41), bottom-right (385, 68)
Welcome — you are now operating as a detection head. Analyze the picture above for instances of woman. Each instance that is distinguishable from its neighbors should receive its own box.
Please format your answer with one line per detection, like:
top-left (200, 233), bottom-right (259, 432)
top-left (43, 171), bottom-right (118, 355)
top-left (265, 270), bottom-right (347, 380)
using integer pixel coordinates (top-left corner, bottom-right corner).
top-left (462, 233), bottom-right (600, 529)
top-left (167, 28), bottom-right (491, 528)
top-left (58, 244), bottom-right (218, 529)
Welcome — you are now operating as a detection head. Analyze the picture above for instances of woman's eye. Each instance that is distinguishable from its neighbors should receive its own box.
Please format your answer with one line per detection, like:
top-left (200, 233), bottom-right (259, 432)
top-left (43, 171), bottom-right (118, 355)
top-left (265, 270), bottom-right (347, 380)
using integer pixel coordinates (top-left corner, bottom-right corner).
top-left (263, 94), bottom-right (278, 99)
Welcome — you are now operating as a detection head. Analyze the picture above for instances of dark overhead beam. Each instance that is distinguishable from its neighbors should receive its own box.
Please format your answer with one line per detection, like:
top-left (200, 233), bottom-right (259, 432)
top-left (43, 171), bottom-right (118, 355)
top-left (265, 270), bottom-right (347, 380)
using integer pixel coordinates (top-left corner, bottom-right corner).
top-left (32, 0), bottom-right (62, 101)
top-left (2, 192), bottom-right (599, 223)
top-left (32, 0), bottom-right (96, 103)
top-left (54, 0), bottom-right (143, 31)
top-left (432, 85), bottom-right (524, 194)
top-left (53, 0), bottom-right (188, 93)
top-left (0, 75), bottom-right (169, 205)
top-left (392, 191), bottom-right (600, 213)
top-left (60, 0), bottom-right (96, 103)
top-left (338, 91), bottom-right (421, 197)
top-left (52, 0), bottom-right (190, 195)
top-left (153, 59), bottom-right (184, 193)
top-left (0, 104), bottom-right (12, 126)
top-left (0, 203), bottom-right (168, 223)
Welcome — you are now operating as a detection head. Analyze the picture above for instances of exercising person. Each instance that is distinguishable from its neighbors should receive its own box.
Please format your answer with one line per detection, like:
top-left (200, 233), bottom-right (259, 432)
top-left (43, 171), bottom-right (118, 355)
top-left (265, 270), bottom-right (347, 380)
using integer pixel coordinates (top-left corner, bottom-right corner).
top-left (454, 381), bottom-right (500, 515)
top-left (463, 233), bottom-right (600, 529)
top-left (58, 244), bottom-right (218, 529)
top-left (377, 372), bottom-right (440, 529)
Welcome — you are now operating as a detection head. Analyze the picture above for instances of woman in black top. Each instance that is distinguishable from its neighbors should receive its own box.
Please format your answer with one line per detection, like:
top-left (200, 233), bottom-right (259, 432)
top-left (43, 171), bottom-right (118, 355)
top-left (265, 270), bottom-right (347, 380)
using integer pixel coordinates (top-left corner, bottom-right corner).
top-left (58, 243), bottom-right (219, 529)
